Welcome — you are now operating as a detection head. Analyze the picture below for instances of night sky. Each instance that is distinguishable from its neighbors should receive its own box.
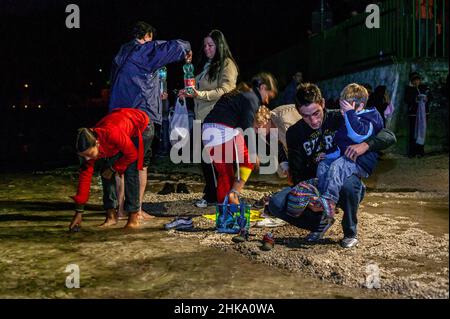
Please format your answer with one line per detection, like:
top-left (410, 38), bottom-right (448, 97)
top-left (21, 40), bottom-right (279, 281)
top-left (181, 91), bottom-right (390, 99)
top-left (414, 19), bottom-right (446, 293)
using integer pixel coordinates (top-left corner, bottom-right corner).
top-left (0, 0), bottom-right (374, 107)
top-left (0, 0), bottom-right (312, 106)
top-left (0, 0), bottom-right (377, 169)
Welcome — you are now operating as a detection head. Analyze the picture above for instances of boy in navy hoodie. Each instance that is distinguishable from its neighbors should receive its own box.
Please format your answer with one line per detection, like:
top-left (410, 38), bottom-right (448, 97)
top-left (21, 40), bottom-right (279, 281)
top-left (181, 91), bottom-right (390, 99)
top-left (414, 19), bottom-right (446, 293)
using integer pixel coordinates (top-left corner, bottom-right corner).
top-left (317, 83), bottom-right (384, 217)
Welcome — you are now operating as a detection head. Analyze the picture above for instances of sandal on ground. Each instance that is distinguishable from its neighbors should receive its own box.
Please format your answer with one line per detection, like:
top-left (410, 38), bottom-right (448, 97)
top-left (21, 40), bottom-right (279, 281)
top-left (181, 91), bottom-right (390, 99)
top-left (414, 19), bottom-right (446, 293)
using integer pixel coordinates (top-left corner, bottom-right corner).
top-left (261, 232), bottom-right (275, 251)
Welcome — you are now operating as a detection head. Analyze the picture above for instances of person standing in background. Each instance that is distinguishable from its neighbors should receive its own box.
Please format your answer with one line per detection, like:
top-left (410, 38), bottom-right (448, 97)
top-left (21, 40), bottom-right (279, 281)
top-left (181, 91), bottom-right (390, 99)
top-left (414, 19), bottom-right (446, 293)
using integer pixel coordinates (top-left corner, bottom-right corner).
top-left (368, 85), bottom-right (391, 127)
top-left (404, 72), bottom-right (432, 158)
top-left (279, 72), bottom-right (303, 106)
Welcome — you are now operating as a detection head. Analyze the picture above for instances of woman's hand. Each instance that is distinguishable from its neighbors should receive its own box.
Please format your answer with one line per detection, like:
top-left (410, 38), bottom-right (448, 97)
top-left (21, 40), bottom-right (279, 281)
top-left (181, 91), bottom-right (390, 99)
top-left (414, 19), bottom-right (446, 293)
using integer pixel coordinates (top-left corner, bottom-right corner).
top-left (253, 155), bottom-right (261, 171)
top-left (228, 191), bottom-right (240, 205)
top-left (178, 88), bottom-right (198, 98)
top-left (177, 89), bottom-right (187, 98)
top-left (69, 211), bottom-right (82, 231)
top-left (101, 167), bottom-right (115, 180)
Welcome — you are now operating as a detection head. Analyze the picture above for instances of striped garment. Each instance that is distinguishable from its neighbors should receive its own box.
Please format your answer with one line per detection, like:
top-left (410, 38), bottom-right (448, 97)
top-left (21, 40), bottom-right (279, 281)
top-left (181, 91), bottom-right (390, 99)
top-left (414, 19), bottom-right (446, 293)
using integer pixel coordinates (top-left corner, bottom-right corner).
top-left (286, 178), bottom-right (333, 218)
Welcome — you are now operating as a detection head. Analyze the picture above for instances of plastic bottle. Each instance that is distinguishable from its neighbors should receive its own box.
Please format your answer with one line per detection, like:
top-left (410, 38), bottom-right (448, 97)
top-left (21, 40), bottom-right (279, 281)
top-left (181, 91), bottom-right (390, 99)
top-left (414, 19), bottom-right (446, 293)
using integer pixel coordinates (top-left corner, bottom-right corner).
top-left (183, 62), bottom-right (195, 95)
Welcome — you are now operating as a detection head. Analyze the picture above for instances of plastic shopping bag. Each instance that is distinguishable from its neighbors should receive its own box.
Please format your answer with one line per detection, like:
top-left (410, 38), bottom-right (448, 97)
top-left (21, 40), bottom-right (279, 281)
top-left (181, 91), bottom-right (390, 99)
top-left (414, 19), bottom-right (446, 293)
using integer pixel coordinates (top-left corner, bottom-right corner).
top-left (169, 97), bottom-right (190, 148)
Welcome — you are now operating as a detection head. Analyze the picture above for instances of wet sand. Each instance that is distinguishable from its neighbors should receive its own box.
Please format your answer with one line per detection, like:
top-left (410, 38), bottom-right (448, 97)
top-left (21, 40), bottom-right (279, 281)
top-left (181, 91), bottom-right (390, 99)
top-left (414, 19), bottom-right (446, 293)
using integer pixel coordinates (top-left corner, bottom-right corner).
top-left (0, 154), bottom-right (448, 298)
top-left (145, 154), bottom-right (449, 299)
top-left (0, 171), bottom-right (391, 299)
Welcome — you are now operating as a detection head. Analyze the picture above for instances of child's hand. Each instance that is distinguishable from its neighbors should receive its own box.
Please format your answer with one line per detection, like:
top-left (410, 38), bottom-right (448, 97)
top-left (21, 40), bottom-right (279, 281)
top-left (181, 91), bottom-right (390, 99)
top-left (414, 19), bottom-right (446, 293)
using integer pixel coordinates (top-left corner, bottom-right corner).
top-left (315, 152), bottom-right (326, 163)
top-left (339, 100), bottom-right (355, 114)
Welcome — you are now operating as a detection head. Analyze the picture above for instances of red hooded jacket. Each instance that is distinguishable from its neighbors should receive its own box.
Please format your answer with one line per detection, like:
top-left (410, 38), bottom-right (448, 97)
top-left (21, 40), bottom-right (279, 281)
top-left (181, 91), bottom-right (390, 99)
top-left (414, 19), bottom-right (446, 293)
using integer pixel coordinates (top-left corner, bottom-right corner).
top-left (72, 108), bottom-right (149, 205)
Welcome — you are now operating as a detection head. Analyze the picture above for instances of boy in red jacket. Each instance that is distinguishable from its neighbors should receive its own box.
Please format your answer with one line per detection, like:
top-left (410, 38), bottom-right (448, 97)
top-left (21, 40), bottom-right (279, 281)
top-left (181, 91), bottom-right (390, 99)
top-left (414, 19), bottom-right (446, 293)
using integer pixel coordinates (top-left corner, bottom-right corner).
top-left (69, 108), bottom-right (150, 230)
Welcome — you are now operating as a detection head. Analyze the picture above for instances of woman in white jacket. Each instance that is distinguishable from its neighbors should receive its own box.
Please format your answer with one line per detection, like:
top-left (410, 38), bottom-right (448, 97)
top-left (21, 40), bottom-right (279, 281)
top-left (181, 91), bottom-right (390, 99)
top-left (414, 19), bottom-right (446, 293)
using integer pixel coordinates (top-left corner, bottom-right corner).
top-left (179, 29), bottom-right (239, 207)
top-left (180, 29), bottom-right (239, 121)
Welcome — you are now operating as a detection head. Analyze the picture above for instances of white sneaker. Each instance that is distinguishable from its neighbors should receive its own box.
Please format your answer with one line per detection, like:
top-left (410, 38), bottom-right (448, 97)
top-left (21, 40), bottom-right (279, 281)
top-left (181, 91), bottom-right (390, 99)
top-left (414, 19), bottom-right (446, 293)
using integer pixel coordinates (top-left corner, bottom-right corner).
top-left (195, 199), bottom-right (208, 208)
top-left (341, 237), bottom-right (358, 248)
top-left (255, 217), bottom-right (287, 228)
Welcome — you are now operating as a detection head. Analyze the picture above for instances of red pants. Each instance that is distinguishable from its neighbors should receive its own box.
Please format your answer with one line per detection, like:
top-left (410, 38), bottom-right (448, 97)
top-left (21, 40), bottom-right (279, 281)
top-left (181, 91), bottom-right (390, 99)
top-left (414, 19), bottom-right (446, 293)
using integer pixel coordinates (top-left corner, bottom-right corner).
top-left (207, 134), bottom-right (254, 203)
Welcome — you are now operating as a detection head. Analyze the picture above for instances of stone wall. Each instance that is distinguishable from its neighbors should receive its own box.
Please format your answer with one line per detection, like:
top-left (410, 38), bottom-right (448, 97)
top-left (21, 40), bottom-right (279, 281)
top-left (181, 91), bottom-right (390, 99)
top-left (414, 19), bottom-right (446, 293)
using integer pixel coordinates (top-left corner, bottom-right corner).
top-left (316, 59), bottom-right (449, 154)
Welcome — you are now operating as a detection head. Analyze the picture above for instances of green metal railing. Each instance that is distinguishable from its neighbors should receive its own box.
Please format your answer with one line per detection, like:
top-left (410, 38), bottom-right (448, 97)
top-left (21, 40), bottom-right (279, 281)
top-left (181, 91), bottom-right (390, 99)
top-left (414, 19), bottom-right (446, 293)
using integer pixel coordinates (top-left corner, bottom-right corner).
top-left (308, 0), bottom-right (448, 80)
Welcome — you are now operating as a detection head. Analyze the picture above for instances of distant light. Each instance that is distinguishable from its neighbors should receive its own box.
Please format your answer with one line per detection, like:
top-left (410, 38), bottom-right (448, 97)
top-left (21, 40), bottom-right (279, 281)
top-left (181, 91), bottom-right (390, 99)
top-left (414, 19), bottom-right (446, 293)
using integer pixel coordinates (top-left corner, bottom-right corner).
top-left (38, 105), bottom-right (42, 109)
top-left (12, 105), bottom-right (16, 109)
top-left (89, 82), bottom-right (93, 86)
top-left (98, 69), bottom-right (103, 72)
top-left (24, 105), bottom-right (28, 109)
top-left (24, 84), bottom-right (29, 88)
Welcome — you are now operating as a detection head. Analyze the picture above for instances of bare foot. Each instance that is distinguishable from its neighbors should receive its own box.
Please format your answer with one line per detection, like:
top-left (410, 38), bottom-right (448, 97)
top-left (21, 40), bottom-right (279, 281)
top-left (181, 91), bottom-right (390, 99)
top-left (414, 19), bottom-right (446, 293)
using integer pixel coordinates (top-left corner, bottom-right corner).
top-left (124, 212), bottom-right (140, 230)
top-left (98, 209), bottom-right (118, 228)
top-left (138, 210), bottom-right (155, 221)
top-left (98, 217), bottom-right (118, 228)
top-left (69, 212), bottom-right (82, 231)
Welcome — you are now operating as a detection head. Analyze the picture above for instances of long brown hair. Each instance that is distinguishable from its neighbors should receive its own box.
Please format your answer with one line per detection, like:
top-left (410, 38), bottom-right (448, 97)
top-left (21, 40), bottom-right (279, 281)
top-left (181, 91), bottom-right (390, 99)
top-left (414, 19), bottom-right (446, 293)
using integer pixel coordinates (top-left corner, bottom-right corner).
top-left (197, 29), bottom-right (239, 82)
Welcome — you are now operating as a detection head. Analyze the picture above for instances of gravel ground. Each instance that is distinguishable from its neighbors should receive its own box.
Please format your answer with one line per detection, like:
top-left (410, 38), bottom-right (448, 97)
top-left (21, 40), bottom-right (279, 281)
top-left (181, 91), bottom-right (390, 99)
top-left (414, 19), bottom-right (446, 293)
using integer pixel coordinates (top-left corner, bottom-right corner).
top-left (142, 155), bottom-right (449, 299)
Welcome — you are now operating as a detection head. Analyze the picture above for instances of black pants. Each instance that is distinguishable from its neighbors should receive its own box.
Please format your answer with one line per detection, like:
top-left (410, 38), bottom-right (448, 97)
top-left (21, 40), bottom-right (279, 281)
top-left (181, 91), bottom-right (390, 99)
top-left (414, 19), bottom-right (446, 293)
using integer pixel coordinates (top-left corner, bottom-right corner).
top-left (408, 115), bottom-right (425, 157)
top-left (101, 125), bottom-right (154, 213)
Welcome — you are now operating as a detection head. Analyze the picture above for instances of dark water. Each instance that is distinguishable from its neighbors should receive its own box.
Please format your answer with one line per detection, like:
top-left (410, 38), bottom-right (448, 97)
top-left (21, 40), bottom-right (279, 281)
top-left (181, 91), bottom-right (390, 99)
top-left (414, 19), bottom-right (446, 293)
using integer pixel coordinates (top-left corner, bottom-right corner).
top-left (0, 172), bottom-right (397, 299)
top-left (1, 154), bottom-right (448, 299)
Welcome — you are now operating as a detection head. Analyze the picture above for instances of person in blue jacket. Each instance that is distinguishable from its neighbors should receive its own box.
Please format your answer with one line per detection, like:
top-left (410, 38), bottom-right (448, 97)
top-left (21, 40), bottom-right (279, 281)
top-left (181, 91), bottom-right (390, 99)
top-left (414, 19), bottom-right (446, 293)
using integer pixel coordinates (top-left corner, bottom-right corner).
top-left (108, 21), bottom-right (192, 220)
top-left (278, 71), bottom-right (303, 106)
top-left (316, 83), bottom-right (384, 218)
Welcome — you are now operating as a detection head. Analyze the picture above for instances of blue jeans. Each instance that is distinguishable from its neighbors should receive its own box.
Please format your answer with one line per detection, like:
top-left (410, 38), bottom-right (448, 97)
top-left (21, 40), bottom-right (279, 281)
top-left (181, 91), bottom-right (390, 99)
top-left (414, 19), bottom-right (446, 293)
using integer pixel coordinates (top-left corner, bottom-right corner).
top-left (158, 116), bottom-right (171, 156)
top-left (101, 125), bottom-right (153, 213)
top-left (271, 175), bottom-right (365, 238)
top-left (101, 159), bottom-right (139, 213)
top-left (317, 156), bottom-right (368, 204)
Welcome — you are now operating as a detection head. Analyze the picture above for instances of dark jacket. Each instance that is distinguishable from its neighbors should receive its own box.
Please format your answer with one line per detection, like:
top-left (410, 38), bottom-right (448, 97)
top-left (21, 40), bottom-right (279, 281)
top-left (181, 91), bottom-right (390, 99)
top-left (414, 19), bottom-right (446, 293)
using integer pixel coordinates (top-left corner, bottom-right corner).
top-left (404, 84), bottom-right (431, 115)
top-left (109, 39), bottom-right (191, 124)
top-left (287, 109), bottom-right (397, 185)
top-left (334, 108), bottom-right (385, 175)
top-left (204, 87), bottom-right (262, 132)
top-left (280, 80), bottom-right (299, 105)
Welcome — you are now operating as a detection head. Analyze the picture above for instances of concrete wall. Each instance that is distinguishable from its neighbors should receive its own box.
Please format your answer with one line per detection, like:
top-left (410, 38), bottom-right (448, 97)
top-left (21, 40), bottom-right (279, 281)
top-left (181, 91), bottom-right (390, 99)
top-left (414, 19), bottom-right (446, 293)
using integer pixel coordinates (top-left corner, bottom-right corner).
top-left (316, 59), bottom-right (449, 154)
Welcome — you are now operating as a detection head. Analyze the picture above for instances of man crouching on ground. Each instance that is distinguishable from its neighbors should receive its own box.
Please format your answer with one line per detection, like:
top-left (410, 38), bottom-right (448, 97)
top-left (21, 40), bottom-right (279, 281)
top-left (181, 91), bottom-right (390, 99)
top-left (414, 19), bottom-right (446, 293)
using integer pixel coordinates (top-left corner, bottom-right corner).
top-left (69, 108), bottom-right (151, 231)
top-left (283, 83), bottom-right (396, 248)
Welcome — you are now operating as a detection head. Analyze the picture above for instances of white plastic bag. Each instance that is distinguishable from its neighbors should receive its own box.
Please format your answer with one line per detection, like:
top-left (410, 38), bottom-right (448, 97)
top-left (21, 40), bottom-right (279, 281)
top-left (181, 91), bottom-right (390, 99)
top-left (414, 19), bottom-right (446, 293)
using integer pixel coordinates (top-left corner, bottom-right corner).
top-left (169, 97), bottom-right (190, 148)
